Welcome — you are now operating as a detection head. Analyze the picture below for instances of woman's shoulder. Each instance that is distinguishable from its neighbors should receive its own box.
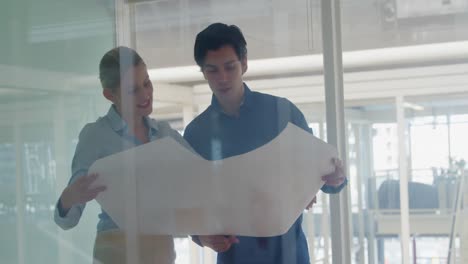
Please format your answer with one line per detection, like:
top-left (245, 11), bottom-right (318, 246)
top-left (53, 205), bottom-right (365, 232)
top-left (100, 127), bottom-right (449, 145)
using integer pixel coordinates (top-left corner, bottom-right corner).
top-left (77, 116), bottom-right (113, 141)
top-left (151, 119), bottom-right (174, 135)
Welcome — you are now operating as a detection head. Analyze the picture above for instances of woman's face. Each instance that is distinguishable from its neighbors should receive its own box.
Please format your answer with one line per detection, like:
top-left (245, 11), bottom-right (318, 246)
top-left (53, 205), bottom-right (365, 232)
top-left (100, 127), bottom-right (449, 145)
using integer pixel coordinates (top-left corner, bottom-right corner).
top-left (110, 62), bottom-right (153, 120)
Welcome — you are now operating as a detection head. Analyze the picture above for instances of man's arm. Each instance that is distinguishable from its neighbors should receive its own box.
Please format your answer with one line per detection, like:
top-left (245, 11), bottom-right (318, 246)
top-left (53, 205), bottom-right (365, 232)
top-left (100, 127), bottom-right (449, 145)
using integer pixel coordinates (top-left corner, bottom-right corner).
top-left (287, 100), bottom-right (348, 193)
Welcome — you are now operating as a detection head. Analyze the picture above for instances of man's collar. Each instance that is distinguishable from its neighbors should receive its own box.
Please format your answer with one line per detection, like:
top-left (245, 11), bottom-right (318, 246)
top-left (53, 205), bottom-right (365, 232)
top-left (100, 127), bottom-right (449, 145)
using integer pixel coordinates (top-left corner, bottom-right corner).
top-left (211, 83), bottom-right (254, 114)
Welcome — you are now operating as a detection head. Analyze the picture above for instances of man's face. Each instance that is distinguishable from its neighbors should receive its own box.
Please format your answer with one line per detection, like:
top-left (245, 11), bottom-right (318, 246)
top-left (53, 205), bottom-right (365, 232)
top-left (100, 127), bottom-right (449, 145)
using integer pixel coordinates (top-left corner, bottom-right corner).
top-left (202, 45), bottom-right (247, 105)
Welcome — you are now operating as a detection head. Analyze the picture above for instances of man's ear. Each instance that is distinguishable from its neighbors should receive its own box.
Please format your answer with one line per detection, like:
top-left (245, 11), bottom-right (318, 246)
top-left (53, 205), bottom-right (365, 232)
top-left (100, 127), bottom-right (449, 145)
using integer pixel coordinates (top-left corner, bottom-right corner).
top-left (102, 88), bottom-right (116, 103)
top-left (241, 56), bottom-right (248, 74)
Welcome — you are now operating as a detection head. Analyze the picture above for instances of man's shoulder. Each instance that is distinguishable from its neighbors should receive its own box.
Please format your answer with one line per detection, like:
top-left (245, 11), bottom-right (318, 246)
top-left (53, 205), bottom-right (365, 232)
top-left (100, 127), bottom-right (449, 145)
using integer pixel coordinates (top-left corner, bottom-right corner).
top-left (184, 106), bottom-right (214, 136)
top-left (251, 90), bottom-right (291, 105)
top-left (251, 90), bottom-right (277, 100)
top-left (249, 88), bottom-right (310, 131)
top-left (249, 90), bottom-right (298, 114)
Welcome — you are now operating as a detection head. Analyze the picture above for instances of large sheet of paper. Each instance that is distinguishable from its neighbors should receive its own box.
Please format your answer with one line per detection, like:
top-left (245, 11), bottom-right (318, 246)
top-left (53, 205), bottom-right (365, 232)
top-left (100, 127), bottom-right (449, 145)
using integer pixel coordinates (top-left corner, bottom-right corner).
top-left (89, 123), bottom-right (338, 237)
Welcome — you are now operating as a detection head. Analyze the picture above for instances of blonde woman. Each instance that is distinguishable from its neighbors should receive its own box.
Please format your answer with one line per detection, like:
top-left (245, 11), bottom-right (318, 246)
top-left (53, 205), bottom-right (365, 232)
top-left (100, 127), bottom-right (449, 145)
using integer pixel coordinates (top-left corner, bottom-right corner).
top-left (54, 46), bottom-right (189, 264)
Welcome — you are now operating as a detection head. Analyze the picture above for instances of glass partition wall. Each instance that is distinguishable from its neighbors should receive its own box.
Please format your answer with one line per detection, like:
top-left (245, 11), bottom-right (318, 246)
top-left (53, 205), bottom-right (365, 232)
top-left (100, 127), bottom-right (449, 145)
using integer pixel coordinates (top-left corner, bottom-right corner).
top-left (0, 1), bottom-right (115, 263)
top-left (340, 1), bottom-right (468, 263)
top-left (133, 1), bottom-right (330, 262)
top-left (2, 0), bottom-right (468, 263)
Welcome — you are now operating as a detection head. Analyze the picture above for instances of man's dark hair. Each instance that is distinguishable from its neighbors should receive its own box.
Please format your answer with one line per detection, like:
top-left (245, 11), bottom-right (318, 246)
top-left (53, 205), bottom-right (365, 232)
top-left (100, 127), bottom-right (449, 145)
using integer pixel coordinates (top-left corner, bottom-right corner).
top-left (194, 23), bottom-right (247, 68)
top-left (99, 46), bottom-right (144, 92)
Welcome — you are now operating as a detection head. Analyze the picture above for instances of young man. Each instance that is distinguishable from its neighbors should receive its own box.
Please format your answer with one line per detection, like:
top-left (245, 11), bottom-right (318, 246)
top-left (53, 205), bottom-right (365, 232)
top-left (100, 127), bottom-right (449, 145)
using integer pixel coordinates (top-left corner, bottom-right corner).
top-left (183, 23), bottom-right (347, 264)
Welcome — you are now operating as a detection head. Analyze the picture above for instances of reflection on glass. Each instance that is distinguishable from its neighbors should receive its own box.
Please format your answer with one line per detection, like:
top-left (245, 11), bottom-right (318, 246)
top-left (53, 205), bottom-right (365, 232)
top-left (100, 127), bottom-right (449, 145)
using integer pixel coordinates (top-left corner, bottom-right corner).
top-left (3, 0), bottom-right (468, 263)
top-left (1, 1), bottom-right (115, 263)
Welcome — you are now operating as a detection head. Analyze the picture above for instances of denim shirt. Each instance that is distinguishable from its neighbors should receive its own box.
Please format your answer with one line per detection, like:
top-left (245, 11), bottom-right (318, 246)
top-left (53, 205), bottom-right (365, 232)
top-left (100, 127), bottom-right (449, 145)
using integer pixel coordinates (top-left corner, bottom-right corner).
top-left (54, 105), bottom-right (192, 232)
top-left (184, 84), bottom-right (347, 264)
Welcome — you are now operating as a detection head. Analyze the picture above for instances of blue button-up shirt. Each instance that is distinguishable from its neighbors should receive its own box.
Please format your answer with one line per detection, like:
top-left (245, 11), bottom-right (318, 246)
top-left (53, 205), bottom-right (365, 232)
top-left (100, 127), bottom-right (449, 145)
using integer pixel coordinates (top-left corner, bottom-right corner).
top-left (54, 105), bottom-right (191, 232)
top-left (184, 84), bottom-right (346, 264)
